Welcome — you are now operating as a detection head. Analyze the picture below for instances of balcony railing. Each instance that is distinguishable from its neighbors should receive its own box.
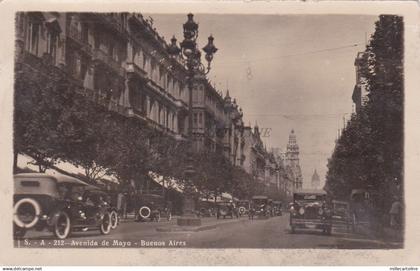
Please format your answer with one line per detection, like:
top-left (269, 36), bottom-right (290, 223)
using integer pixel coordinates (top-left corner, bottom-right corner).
top-left (67, 27), bottom-right (92, 55)
top-left (126, 62), bottom-right (148, 82)
top-left (83, 88), bottom-right (127, 115)
top-left (92, 48), bottom-right (125, 78)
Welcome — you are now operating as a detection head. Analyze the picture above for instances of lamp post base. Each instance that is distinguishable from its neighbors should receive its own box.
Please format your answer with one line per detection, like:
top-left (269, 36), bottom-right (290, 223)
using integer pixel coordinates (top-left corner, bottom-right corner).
top-left (177, 193), bottom-right (201, 226)
top-left (177, 216), bottom-right (201, 226)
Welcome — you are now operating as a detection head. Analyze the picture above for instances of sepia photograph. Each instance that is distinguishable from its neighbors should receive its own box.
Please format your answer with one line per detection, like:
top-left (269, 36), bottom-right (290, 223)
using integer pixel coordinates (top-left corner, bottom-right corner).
top-left (2, 0), bottom-right (420, 267)
top-left (11, 10), bottom-right (404, 249)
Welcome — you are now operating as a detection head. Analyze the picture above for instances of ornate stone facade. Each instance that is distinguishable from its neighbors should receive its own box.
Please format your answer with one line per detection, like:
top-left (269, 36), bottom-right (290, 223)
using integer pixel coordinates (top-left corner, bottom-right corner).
top-left (285, 130), bottom-right (303, 190)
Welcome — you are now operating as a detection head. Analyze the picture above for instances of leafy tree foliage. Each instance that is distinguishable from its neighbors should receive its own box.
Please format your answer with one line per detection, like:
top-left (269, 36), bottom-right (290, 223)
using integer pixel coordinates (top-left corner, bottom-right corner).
top-left (325, 15), bottom-right (403, 214)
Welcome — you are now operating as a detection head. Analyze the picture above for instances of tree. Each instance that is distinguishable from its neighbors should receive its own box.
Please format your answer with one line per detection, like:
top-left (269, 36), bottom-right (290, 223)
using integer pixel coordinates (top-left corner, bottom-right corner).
top-left (325, 15), bottom-right (403, 216)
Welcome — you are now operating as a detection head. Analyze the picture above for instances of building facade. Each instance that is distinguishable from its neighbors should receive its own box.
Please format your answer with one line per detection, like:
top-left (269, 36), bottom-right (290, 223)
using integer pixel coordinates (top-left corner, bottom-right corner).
top-left (272, 148), bottom-right (293, 198)
top-left (15, 12), bottom-right (192, 139)
top-left (15, 12), bottom-right (286, 199)
top-left (352, 51), bottom-right (369, 114)
top-left (285, 130), bottom-right (303, 190)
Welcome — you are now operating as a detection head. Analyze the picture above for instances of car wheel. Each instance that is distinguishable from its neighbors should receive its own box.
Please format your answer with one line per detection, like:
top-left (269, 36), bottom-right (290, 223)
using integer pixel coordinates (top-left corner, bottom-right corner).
top-left (167, 212), bottom-right (172, 221)
top-left (53, 211), bottom-right (71, 240)
top-left (110, 210), bottom-right (119, 229)
top-left (100, 212), bottom-right (112, 235)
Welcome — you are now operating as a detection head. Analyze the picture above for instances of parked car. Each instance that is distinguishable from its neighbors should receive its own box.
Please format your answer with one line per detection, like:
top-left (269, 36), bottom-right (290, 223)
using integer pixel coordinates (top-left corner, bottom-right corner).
top-left (216, 201), bottom-right (238, 219)
top-left (249, 195), bottom-right (271, 219)
top-left (197, 200), bottom-right (216, 217)
top-left (135, 193), bottom-right (172, 222)
top-left (237, 200), bottom-right (250, 216)
top-left (289, 189), bottom-right (332, 235)
top-left (273, 201), bottom-right (283, 216)
top-left (83, 187), bottom-right (120, 229)
top-left (13, 173), bottom-right (112, 239)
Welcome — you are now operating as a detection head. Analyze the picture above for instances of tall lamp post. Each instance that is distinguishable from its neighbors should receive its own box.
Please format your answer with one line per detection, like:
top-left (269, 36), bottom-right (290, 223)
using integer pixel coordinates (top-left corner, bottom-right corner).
top-left (167, 13), bottom-right (218, 226)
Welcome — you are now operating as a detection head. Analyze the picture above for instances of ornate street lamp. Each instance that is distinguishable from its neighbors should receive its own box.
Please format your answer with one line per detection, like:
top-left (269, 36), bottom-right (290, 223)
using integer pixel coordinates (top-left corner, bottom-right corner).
top-left (167, 13), bottom-right (217, 226)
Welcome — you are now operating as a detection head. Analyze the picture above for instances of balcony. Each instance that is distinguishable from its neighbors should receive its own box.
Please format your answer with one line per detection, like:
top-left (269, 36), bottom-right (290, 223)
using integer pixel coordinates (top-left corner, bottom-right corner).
top-left (67, 27), bottom-right (92, 55)
top-left (92, 48), bottom-right (125, 78)
top-left (126, 62), bottom-right (149, 83)
top-left (94, 13), bottom-right (126, 37)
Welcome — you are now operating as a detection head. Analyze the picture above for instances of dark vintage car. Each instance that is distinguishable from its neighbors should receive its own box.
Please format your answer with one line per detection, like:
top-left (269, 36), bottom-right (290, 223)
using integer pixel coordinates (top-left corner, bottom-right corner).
top-left (289, 190), bottom-right (332, 234)
top-left (83, 187), bottom-right (120, 229)
top-left (273, 201), bottom-right (283, 216)
top-left (216, 201), bottom-right (238, 219)
top-left (197, 200), bottom-right (216, 217)
top-left (13, 173), bottom-right (112, 239)
top-left (135, 193), bottom-right (172, 222)
top-left (249, 195), bottom-right (271, 219)
top-left (237, 200), bottom-right (250, 216)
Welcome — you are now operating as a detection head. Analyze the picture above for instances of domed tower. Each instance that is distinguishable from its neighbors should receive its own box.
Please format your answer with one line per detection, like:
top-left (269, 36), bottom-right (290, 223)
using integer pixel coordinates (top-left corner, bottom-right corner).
top-left (311, 169), bottom-right (320, 189)
top-left (286, 129), bottom-right (303, 190)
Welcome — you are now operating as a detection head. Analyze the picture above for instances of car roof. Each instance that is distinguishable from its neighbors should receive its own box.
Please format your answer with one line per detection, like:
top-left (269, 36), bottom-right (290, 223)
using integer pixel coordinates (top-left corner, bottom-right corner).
top-left (14, 173), bottom-right (91, 186)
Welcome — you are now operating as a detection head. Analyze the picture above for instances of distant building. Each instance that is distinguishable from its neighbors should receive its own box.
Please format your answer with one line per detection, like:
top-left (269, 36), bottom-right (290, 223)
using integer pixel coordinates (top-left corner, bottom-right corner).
top-left (311, 169), bottom-right (320, 189)
top-left (352, 51), bottom-right (369, 114)
top-left (241, 124), bottom-right (266, 183)
top-left (272, 148), bottom-right (293, 198)
top-left (285, 130), bottom-right (303, 190)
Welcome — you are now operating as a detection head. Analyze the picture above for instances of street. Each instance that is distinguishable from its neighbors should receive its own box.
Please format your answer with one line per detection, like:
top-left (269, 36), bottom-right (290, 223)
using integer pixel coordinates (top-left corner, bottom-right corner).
top-left (15, 214), bottom-right (402, 249)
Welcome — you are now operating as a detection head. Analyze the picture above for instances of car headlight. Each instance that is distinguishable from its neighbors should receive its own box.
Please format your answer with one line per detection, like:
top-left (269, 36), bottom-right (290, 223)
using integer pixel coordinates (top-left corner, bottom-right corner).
top-left (298, 207), bottom-right (305, 215)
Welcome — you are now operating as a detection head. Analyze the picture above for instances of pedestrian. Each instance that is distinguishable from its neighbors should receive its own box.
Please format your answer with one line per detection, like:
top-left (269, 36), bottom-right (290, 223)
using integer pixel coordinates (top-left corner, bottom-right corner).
top-left (117, 192), bottom-right (125, 217)
top-left (389, 197), bottom-right (402, 229)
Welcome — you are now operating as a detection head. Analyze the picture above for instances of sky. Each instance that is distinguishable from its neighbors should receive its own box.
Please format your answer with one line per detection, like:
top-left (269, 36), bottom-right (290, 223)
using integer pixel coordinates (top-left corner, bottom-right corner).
top-left (148, 14), bottom-right (378, 188)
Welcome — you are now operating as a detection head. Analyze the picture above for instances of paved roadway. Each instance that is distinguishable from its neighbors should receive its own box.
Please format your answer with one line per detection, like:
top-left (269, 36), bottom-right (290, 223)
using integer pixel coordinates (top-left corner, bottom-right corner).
top-left (15, 214), bottom-right (402, 249)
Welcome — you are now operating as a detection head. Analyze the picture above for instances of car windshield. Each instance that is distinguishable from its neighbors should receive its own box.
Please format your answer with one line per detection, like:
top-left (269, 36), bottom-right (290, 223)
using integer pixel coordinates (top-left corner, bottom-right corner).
top-left (253, 199), bottom-right (267, 205)
top-left (294, 194), bottom-right (325, 201)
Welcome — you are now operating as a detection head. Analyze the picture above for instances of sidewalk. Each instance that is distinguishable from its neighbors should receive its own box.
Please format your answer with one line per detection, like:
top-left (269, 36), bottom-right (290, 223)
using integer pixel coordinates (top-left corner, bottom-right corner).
top-left (156, 216), bottom-right (247, 232)
top-left (354, 223), bottom-right (404, 247)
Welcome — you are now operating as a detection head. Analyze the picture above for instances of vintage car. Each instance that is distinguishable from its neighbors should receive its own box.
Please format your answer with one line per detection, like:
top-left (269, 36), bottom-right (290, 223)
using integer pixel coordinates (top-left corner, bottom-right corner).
top-left (289, 190), bottom-right (332, 234)
top-left (237, 200), bottom-right (250, 216)
top-left (83, 187), bottom-right (119, 229)
top-left (216, 201), bottom-right (238, 219)
top-left (13, 173), bottom-right (112, 239)
top-left (135, 193), bottom-right (172, 222)
top-left (249, 195), bottom-right (271, 219)
top-left (197, 200), bottom-right (216, 217)
top-left (272, 201), bottom-right (283, 216)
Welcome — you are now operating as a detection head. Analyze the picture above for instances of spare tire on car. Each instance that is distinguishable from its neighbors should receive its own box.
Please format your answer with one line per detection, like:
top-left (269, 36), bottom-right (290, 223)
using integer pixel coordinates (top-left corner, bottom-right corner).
top-left (138, 206), bottom-right (151, 220)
